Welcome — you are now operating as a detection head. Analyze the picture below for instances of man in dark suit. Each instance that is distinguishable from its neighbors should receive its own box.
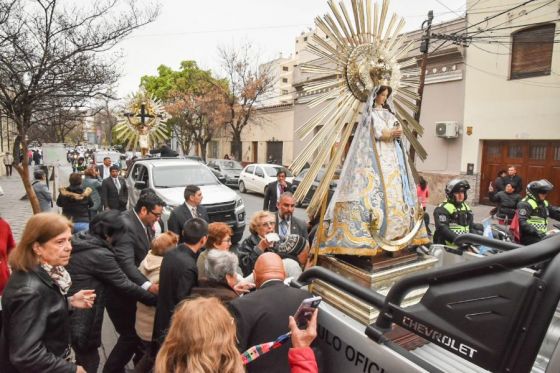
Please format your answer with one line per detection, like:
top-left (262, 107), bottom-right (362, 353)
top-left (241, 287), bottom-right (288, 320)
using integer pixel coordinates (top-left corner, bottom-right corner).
top-left (97, 156), bottom-right (112, 180)
top-left (229, 252), bottom-right (311, 373)
top-left (153, 218), bottom-right (208, 348)
top-left (168, 185), bottom-right (209, 242)
top-left (275, 192), bottom-right (308, 242)
top-left (504, 165), bottom-right (523, 194)
top-left (263, 169), bottom-right (292, 212)
top-left (101, 165), bottom-right (128, 211)
top-left (103, 192), bottom-right (165, 373)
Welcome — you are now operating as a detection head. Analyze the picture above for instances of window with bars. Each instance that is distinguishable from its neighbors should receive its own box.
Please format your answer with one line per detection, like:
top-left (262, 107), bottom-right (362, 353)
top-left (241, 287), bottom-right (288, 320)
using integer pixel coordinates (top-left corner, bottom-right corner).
top-left (529, 144), bottom-right (547, 160)
top-left (554, 145), bottom-right (560, 161)
top-left (510, 24), bottom-right (555, 79)
top-left (487, 144), bottom-right (501, 159)
top-left (508, 144), bottom-right (523, 158)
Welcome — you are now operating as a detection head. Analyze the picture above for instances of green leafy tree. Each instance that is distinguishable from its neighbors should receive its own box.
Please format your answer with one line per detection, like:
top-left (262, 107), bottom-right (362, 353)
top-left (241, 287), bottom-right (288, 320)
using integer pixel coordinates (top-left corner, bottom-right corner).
top-left (141, 61), bottom-right (229, 159)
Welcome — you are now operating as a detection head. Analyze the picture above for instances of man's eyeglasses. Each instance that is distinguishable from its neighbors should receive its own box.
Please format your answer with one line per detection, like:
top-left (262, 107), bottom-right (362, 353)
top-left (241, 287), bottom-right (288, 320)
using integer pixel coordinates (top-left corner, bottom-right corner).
top-left (260, 221), bottom-right (275, 227)
top-left (149, 210), bottom-right (162, 218)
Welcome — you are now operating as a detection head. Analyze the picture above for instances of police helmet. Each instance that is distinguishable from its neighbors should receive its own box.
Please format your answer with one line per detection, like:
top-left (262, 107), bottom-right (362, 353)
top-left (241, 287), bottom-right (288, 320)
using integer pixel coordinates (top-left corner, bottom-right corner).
top-left (445, 178), bottom-right (470, 201)
top-left (527, 179), bottom-right (553, 198)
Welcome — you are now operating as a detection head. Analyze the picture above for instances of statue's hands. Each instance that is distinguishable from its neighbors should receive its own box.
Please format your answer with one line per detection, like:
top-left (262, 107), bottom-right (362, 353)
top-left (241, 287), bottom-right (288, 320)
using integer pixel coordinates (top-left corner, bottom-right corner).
top-left (391, 126), bottom-right (402, 138)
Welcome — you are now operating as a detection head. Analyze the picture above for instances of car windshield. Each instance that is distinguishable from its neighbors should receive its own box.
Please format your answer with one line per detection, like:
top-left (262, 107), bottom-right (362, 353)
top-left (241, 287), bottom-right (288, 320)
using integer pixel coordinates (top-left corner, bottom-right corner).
top-left (220, 160), bottom-right (243, 170)
top-left (153, 165), bottom-right (218, 187)
top-left (264, 166), bottom-right (293, 177)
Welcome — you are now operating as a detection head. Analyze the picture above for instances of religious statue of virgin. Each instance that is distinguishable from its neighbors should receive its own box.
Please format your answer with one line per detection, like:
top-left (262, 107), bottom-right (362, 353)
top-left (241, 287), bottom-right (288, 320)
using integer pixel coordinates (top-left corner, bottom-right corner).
top-left (291, 0), bottom-right (430, 255)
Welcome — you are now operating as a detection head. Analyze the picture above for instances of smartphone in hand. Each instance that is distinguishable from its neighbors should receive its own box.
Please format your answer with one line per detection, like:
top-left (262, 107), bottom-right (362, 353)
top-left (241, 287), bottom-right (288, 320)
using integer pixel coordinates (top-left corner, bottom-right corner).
top-left (293, 296), bottom-right (322, 329)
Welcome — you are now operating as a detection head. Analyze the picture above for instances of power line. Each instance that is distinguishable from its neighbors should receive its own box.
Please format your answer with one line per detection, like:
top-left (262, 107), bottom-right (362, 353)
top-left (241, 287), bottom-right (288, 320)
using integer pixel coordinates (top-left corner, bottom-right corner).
top-left (468, 0), bottom-right (556, 37)
top-left (465, 61), bottom-right (560, 88)
top-left (459, 0), bottom-right (539, 35)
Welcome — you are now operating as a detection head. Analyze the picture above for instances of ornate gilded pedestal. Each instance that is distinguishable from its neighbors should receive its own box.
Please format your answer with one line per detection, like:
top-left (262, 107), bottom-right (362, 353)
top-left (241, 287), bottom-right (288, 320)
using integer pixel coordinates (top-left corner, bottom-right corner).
top-left (311, 253), bottom-right (438, 324)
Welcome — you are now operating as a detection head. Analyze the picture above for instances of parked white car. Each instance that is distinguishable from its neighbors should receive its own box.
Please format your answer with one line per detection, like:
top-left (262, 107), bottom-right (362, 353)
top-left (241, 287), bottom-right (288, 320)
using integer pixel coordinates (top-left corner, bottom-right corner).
top-left (238, 163), bottom-right (294, 195)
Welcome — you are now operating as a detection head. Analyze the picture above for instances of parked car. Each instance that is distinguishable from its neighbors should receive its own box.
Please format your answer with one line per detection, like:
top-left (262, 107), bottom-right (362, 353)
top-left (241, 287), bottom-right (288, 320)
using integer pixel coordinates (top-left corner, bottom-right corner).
top-left (184, 155), bottom-right (205, 164)
top-left (238, 163), bottom-right (294, 195)
top-left (207, 159), bottom-right (243, 188)
top-left (125, 158), bottom-right (246, 243)
top-left (291, 167), bottom-right (341, 207)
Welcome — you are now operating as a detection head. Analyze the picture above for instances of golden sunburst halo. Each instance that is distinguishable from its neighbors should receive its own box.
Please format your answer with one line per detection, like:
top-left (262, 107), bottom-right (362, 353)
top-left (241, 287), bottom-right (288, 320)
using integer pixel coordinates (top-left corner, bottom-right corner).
top-left (290, 0), bottom-right (427, 217)
top-left (114, 89), bottom-right (171, 151)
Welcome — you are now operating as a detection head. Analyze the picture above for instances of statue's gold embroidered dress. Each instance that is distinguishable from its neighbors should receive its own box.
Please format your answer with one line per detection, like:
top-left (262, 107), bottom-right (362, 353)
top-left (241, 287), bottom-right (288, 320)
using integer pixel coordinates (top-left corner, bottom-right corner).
top-left (319, 101), bottom-right (429, 256)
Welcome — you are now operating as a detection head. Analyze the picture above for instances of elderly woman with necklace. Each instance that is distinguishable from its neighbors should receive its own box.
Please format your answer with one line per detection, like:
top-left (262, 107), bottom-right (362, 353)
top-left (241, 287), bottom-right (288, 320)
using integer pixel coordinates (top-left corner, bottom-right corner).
top-left (0, 213), bottom-right (95, 373)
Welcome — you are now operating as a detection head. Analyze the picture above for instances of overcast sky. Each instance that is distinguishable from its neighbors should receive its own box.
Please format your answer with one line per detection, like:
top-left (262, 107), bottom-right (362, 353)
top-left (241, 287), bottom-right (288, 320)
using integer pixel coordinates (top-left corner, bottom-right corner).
top-left (114, 0), bottom-right (466, 98)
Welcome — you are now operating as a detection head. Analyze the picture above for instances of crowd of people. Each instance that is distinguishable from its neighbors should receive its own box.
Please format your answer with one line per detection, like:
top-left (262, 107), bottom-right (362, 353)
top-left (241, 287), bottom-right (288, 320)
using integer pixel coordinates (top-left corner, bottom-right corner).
top-left (0, 165), bottom-right (319, 373)
top-left (2, 138), bottom-right (560, 373)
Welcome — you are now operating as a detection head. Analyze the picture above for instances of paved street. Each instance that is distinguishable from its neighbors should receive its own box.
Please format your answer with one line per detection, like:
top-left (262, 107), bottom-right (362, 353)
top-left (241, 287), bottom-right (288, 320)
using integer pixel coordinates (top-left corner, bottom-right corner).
top-left (0, 174), bottom-right (493, 372)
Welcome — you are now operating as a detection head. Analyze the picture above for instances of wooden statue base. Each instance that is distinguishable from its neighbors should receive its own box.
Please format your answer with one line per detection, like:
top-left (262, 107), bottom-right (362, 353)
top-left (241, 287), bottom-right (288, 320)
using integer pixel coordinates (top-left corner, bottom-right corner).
top-left (311, 251), bottom-right (438, 325)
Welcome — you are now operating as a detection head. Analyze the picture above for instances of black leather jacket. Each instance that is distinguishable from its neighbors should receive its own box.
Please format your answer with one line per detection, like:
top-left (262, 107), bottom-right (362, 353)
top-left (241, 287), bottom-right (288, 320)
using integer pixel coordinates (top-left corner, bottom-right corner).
top-left (0, 267), bottom-right (77, 373)
top-left (66, 231), bottom-right (156, 351)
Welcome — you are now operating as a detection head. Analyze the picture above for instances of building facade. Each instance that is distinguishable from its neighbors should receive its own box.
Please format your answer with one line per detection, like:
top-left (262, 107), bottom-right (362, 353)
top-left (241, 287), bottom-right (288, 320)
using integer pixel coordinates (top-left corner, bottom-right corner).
top-left (461, 0), bottom-right (559, 204)
top-left (0, 111), bottom-right (18, 176)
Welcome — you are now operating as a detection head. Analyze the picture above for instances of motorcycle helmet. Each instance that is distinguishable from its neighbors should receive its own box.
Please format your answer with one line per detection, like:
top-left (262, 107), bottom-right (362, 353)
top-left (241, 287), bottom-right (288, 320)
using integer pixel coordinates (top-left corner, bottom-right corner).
top-left (445, 178), bottom-right (470, 201)
top-left (527, 179), bottom-right (553, 198)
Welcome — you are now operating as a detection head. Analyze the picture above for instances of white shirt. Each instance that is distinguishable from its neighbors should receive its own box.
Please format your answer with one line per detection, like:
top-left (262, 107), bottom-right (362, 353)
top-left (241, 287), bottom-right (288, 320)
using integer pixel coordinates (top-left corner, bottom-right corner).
top-left (102, 165), bottom-right (111, 179)
top-left (186, 202), bottom-right (198, 218)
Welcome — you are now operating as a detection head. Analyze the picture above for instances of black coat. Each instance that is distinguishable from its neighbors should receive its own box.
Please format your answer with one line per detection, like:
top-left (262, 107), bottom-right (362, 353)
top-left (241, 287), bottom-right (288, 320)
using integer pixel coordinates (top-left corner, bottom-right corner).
top-left (153, 244), bottom-right (198, 346)
top-left (229, 280), bottom-right (311, 373)
top-left (66, 232), bottom-right (156, 352)
top-left (489, 191), bottom-right (521, 219)
top-left (112, 210), bottom-right (153, 286)
top-left (0, 267), bottom-right (77, 373)
top-left (167, 203), bottom-right (209, 242)
top-left (503, 175), bottom-right (523, 194)
top-left (263, 181), bottom-right (292, 212)
top-left (101, 176), bottom-right (128, 211)
top-left (56, 185), bottom-right (93, 223)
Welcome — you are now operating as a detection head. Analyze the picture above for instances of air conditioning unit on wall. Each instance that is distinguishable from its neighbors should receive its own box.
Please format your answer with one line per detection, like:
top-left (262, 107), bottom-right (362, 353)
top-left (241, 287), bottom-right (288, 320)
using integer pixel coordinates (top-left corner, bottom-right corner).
top-left (435, 121), bottom-right (459, 138)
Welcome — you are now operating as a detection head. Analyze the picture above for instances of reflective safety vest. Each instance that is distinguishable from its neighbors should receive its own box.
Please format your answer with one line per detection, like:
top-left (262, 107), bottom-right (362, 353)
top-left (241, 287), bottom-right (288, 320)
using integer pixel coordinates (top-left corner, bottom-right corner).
top-left (523, 197), bottom-right (549, 234)
top-left (441, 201), bottom-right (472, 246)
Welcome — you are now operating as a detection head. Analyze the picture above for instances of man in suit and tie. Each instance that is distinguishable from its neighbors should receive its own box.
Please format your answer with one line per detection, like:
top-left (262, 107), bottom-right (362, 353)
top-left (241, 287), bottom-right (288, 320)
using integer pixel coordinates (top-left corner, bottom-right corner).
top-left (229, 252), bottom-right (311, 373)
top-left (103, 192), bottom-right (165, 373)
top-left (97, 156), bottom-right (112, 180)
top-left (263, 169), bottom-right (292, 212)
top-left (275, 192), bottom-right (308, 242)
top-left (168, 185), bottom-right (209, 242)
top-left (101, 165), bottom-right (128, 211)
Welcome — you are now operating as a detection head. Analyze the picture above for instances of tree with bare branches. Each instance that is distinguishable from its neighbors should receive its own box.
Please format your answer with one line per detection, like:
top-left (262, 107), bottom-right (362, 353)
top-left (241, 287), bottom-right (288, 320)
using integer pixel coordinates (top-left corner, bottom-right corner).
top-left (0, 0), bottom-right (159, 213)
top-left (217, 43), bottom-right (274, 161)
top-left (165, 85), bottom-right (228, 161)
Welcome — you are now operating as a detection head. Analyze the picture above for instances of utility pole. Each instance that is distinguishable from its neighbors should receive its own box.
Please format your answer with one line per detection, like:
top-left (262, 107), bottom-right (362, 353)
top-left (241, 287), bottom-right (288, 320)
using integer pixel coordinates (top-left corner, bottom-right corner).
top-left (410, 10), bottom-right (433, 163)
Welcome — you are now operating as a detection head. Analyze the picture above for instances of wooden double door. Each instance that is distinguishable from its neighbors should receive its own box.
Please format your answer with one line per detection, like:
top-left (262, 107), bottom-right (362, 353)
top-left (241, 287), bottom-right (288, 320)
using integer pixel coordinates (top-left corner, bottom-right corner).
top-left (480, 140), bottom-right (560, 205)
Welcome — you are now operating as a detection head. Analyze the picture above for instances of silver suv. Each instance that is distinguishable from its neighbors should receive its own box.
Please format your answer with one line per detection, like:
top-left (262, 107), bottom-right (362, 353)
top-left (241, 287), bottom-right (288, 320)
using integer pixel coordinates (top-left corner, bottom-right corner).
top-left (125, 158), bottom-right (246, 243)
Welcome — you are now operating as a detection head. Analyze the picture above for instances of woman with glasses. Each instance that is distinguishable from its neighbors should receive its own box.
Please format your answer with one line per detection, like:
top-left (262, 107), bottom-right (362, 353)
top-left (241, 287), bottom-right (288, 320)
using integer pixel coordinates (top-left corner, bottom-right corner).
top-left (197, 222), bottom-right (239, 278)
top-left (237, 211), bottom-right (304, 278)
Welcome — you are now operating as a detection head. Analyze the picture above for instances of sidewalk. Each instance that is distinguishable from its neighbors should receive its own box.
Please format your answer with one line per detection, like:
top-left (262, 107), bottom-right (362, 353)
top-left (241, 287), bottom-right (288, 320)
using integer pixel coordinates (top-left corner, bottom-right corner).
top-left (0, 174), bottom-right (34, 240)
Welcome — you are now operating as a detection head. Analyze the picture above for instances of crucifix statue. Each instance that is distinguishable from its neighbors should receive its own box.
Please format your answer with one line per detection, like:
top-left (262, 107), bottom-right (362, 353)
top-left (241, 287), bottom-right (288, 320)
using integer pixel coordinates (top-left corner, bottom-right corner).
top-left (115, 90), bottom-right (171, 156)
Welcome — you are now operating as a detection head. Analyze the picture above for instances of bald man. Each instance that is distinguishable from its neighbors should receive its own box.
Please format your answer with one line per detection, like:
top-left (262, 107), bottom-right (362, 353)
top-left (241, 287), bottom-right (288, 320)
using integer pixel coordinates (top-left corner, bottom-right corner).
top-left (229, 253), bottom-right (311, 373)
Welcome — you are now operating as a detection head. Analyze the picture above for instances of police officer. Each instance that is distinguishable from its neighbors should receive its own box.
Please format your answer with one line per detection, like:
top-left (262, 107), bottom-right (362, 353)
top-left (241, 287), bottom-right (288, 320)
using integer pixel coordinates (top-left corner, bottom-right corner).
top-left (517, 179), bottom-right (560, 245)
top-left (433, 179), bottom-right (480, 247)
